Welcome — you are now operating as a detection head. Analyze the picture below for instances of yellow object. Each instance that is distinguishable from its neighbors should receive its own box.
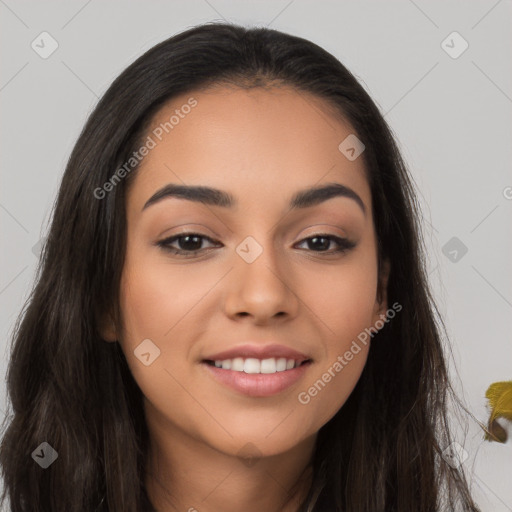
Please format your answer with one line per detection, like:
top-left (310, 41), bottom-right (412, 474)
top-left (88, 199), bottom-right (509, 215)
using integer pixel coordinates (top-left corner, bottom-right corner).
top-left (485, 381), bottom-right (512, 443)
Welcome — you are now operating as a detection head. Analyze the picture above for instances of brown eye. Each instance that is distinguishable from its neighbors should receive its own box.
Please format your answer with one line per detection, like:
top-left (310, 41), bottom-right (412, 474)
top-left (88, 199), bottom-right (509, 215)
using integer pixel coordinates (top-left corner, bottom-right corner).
top-left (295, 234), bottom-right (356, 254)
top-left (157, 233), bottom-right (219, 257)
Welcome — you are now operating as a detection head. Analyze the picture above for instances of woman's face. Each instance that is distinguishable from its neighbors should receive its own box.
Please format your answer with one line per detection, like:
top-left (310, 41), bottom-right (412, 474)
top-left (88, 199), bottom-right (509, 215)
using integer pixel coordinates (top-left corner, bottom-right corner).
top-left (112, 85), bottom-right (388, 458)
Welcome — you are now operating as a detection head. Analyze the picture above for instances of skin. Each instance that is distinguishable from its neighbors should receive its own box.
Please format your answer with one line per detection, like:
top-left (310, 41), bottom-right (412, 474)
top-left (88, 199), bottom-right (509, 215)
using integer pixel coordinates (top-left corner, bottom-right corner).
top-left (101, 85), bottom-right (389, 512)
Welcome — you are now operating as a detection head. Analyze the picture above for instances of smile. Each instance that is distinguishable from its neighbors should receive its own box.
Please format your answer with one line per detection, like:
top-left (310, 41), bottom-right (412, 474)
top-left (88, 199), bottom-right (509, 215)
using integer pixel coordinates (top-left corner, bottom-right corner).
top-left (204, 357), bottom-right (310, 374)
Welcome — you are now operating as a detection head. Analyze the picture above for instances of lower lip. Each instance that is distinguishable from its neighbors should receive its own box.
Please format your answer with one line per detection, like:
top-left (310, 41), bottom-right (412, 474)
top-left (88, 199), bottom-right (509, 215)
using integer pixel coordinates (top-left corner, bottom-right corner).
top-left (201, 361), bottom-right (312, 397)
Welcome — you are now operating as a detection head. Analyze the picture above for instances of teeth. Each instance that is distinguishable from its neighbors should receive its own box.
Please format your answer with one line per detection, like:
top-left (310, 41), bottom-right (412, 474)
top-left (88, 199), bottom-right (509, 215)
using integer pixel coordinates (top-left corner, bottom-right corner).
top-left (276, 358), bottom-right (287, 372)
top-left (260, 358), bottom-right (276, 373)
top-left (244, 358), bottom-right (261, 374)
top-left (210, 357), bottom-right (305, 374)
top-left (232, 357), bottom-right (244, 371)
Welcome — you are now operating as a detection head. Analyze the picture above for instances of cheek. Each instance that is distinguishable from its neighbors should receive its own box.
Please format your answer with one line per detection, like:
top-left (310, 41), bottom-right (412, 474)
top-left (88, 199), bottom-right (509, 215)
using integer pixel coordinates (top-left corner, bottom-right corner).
top-left (295, 283), bottom-right (373, 432)
top-left (293, 254), bottom-right (378, 426)
top-left (118, 245), bottom-right (214, 345)
top-left (116, 250), bottom-right (218, 410)
top-left (116, 252), bottom-right (184, 395)
top-left (298, 250), bottom-right (379, 342)
top-left (116, 269), bottom-right (196, 435)
top-left (297, 345), bottom-right (368, 433)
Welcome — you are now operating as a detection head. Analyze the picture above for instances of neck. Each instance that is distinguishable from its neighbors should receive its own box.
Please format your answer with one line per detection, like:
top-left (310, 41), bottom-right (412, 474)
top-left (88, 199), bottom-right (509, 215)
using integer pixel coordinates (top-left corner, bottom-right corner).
top-left (143, 405), bottom-right (316, 512)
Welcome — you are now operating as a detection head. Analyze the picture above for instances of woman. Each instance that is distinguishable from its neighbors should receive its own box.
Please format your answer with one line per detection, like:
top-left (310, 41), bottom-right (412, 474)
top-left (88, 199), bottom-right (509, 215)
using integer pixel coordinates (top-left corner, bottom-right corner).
top-left (0, 22), bottom-right (480, 511)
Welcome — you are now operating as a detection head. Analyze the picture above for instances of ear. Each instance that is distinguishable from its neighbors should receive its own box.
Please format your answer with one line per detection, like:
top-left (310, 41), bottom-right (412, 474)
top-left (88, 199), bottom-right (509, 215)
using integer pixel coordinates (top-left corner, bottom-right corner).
top-left (372, 258), bottom-right (390, 321)
top-left (97, 311), bottom-right (117, 343)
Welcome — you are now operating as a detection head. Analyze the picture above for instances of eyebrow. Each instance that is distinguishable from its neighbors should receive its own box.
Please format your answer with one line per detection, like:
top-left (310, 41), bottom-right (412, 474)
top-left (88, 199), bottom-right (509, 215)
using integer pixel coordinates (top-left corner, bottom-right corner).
top-left (142, 181), bottom-right (366, 216)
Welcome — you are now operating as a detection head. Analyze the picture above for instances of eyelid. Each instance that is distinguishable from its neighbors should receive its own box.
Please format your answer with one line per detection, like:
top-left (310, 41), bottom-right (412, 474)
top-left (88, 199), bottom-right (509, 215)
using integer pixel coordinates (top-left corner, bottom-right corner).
top-left (299, 224), bottom-right (349, 239)
top-left (156, 223), bottom-right (220, 240)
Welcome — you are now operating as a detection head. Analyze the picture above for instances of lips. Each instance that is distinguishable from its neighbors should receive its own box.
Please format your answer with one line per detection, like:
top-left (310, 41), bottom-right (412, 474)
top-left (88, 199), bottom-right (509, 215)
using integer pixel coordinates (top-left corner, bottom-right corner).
top-left (200, 343), bottom-right (313, 397)
top-left (201, 359), bottom-right (312, 397)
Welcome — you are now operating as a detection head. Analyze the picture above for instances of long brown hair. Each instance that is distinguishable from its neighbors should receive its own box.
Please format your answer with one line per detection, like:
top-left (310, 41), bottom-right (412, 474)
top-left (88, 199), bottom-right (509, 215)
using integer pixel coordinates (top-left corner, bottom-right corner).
top-left (0, 22), bottom-right (480, 511)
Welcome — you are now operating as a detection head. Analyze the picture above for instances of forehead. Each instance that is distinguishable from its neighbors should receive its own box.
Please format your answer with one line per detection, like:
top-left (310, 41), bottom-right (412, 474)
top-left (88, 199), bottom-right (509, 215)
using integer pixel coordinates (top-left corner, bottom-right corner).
top-left (127, 86), bottom-right (371, 215)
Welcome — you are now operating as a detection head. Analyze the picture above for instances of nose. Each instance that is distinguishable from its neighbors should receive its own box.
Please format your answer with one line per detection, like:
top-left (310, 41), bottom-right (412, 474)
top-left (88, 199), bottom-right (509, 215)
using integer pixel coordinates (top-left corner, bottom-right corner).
top-left (223, 236), bottom-right (300, 325)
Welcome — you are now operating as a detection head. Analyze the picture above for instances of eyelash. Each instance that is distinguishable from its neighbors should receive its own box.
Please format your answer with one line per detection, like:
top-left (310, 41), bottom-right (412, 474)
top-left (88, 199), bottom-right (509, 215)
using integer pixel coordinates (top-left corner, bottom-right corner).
top-left (156, 232), bottom-right (356, 258)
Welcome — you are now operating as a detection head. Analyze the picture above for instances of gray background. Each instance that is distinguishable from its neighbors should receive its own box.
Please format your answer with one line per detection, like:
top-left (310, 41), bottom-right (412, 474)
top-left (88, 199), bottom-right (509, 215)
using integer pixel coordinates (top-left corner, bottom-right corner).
top-left (1, 1), bottom-right (511, 510)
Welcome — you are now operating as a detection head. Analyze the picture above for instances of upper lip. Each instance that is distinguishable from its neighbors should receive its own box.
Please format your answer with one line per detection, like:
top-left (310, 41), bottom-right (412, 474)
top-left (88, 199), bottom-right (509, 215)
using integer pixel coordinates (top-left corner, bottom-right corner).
top-left (203, 344), bottom-right (312, 364)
